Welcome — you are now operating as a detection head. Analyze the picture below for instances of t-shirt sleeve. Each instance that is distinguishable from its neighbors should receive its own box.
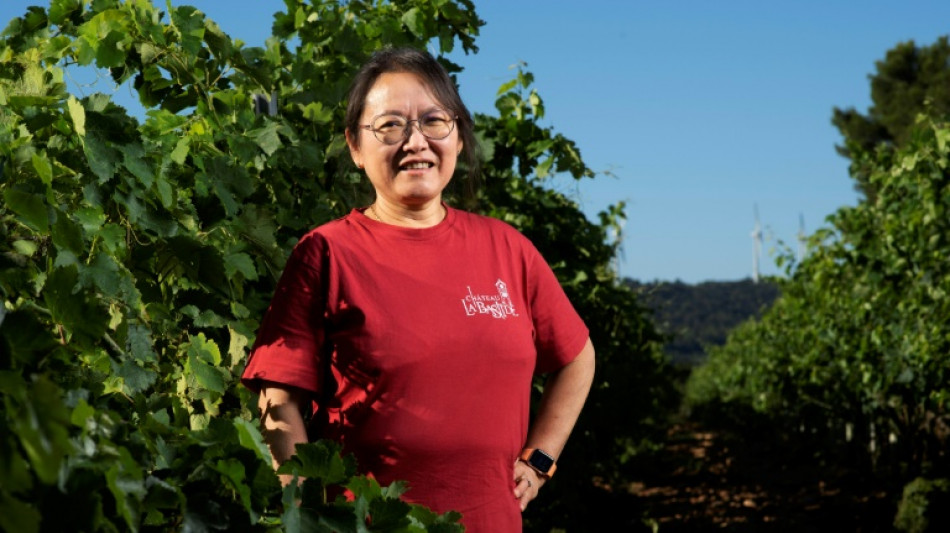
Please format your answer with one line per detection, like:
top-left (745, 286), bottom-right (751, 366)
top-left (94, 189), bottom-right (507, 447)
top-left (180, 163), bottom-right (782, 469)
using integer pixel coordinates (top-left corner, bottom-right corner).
top-left (524, 241), bottom-right (590, 375)
top-left (241, 233), bottom-right (327, 394)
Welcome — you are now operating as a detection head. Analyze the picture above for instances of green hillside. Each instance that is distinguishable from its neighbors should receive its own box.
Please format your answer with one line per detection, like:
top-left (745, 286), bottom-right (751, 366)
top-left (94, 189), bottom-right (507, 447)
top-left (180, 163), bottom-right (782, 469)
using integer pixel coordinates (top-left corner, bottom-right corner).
top-left (626, 279), bottom-right (779, 365)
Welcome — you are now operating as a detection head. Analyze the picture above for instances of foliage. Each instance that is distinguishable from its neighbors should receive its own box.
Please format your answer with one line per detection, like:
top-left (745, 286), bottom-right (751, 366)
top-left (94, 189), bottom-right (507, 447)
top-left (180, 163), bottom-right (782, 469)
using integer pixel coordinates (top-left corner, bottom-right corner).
top-left (893, 477), bottom-right (950, 533)
top-left (833, 36), bottom-right (950, 199)
top-left (474, 65), bottom-right (676, 532)
top-left (0, 0), bottom-right (673, 531)
top-left (0, 0), bottom-right (479, 530)
top-left (627, 278), bottom-right (780, 366)
top-left (685, 117), bottom-right (950, 482)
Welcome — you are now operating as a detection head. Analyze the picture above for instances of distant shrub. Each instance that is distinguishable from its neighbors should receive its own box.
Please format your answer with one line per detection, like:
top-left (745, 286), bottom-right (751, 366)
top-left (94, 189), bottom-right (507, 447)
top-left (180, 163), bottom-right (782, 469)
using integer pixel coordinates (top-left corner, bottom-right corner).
top-left (894, 477), bottom-right (950, 533)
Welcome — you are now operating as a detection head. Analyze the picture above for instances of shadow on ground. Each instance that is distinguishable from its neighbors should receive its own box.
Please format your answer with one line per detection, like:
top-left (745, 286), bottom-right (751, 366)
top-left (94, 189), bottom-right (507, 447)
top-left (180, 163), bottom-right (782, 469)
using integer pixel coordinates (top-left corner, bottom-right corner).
top-left (587, 422), bottom-right (897, 532)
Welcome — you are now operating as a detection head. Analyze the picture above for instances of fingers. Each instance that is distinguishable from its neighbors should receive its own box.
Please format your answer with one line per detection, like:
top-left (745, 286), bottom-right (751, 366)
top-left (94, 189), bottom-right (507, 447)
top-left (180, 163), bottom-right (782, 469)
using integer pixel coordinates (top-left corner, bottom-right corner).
top-left (513, 475), bottom-right (534, 510)
top-left (513, 474), bottom-right (533, 496)
top-left (512, 462), bottom-right (542, 511)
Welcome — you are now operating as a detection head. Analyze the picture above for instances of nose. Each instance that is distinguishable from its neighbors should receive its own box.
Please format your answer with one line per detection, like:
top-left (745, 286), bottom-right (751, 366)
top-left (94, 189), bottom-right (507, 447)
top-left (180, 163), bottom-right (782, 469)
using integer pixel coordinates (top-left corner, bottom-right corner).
top-left (402, 120), bottom-right (429, 151)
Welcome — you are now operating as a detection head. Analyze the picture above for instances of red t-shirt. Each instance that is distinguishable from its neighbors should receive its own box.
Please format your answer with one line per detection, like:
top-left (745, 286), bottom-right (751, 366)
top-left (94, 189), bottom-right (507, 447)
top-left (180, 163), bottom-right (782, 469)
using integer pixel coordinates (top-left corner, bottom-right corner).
top-left (242, 206), bottom-right (588, 532)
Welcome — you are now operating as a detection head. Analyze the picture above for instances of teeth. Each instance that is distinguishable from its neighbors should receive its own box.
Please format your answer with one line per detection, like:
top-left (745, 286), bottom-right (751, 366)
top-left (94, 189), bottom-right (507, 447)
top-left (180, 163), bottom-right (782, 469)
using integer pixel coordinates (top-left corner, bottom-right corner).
top-left (403, 162), bottom-right (432, 169)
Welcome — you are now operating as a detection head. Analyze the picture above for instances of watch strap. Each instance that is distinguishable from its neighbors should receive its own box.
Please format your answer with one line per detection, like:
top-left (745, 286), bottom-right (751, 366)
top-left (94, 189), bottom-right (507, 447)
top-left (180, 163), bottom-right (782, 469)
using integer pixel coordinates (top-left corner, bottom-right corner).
top-left (519, 448), bottom-right (557, 478)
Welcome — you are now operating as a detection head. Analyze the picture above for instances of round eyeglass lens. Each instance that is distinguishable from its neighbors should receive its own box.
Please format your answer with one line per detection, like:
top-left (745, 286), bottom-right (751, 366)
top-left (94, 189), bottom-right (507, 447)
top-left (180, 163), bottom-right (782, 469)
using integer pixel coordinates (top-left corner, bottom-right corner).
top-left (370, 112), bottom-right (455, 144)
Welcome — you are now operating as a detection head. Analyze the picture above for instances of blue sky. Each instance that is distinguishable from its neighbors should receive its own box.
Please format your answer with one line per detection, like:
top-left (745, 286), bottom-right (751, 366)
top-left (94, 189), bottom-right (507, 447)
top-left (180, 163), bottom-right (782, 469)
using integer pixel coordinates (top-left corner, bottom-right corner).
top-left (4, 1), bottom-right (950, 283)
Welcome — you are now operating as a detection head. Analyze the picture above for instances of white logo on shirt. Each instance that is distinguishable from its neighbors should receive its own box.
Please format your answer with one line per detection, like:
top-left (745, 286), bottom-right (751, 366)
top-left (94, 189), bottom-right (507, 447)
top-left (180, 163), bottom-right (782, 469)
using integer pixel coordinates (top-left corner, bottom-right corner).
top-left (461, 279), bottom-right (519, 319)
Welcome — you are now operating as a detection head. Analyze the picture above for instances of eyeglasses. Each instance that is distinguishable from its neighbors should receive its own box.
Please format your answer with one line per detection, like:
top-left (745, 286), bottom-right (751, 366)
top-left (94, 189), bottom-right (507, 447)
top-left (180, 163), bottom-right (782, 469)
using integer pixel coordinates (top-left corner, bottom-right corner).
top-left (360, 109), bottom-right (458, 145)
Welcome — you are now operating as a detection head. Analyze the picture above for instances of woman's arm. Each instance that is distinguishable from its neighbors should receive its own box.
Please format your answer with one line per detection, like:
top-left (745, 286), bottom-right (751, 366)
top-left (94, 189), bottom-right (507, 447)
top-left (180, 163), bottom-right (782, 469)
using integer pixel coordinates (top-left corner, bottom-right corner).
top-left (513, 337), bottom-right (596, 510)
top-left (258, 382), bottom-right (311, 486)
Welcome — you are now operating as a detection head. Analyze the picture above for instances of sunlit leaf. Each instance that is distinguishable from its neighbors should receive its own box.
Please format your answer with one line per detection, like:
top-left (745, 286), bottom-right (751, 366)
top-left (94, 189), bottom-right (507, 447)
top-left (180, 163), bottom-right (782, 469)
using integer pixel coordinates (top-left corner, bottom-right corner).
top-left (169, 5), bottom-right (206, 56)
top-left (233, 417), bottom-right (270, 463)
top-left (401, 7), bottom-right (425, 37)
top-left (31, 152), bottom-right (53, 185)
top-left (496, 78), bottom-right (517, 95)
top-left (12, 239), bottom-right (38, 257)
top-left (185, 333), bottom-right (226, 394)
top-left (67, 95), bottom-right (86, 137)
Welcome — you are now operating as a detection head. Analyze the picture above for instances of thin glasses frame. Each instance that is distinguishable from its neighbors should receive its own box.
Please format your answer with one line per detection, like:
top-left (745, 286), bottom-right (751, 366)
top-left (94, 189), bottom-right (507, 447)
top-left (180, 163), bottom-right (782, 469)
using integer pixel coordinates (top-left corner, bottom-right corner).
top-left (360, 109), bottom-right (458, 145)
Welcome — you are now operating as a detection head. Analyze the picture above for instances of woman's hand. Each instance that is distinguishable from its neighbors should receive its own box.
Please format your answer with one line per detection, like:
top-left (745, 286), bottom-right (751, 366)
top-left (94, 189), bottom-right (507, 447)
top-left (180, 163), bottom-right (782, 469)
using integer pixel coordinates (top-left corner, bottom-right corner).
top-left (513, 460), bottom-right (546, 511)
top-left (514, 338), bottom-right (595, 511)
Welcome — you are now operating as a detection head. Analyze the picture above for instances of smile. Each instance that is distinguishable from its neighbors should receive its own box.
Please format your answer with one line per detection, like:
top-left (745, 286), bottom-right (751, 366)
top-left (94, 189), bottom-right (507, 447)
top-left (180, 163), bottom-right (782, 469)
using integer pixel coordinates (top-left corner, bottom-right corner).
top-left (401, 161), bottom-right (434, 170)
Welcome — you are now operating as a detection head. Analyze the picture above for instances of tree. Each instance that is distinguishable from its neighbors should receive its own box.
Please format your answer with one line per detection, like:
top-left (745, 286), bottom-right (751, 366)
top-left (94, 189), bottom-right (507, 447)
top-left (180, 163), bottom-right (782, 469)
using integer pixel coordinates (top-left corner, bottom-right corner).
top-left (0, 1), bottom-right (475, 530)
top-left (626, 278), bottom-right (780, 366)
top-left (833, 36), bottom-right (950, 199)
top-left (686, 115), bottom-right (950, 487)
top-left (475, 67), bottom-right (676, 531)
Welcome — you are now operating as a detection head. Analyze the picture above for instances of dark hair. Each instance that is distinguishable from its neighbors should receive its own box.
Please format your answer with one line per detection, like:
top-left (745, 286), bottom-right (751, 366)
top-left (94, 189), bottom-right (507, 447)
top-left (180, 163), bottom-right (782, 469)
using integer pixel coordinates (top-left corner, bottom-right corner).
top-left (345, 47), bottom-right (480, 188)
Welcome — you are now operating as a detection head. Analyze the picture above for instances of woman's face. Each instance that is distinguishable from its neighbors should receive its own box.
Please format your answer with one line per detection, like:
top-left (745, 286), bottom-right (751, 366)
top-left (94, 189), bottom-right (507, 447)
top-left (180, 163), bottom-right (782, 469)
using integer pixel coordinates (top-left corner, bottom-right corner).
top-left (346, 72), bottom-right (462, 209)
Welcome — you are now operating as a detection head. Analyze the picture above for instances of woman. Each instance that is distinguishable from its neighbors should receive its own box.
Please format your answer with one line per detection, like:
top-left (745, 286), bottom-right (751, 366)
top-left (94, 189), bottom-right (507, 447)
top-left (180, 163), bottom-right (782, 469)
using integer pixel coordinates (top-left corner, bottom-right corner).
top-left (242, 47), bottom-right (595, 532)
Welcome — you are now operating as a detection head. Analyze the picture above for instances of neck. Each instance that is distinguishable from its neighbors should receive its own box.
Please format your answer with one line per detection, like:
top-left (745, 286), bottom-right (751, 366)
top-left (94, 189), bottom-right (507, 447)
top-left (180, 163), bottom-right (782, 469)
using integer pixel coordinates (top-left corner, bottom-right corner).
top-left (369, 198), bottom-right (446, 228)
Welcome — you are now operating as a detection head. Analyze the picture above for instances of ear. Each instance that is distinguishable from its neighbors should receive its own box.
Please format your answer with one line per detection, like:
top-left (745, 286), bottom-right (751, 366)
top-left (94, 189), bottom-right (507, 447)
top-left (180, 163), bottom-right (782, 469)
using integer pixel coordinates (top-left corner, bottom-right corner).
top-left (345, 129), bottom-right (363, 168)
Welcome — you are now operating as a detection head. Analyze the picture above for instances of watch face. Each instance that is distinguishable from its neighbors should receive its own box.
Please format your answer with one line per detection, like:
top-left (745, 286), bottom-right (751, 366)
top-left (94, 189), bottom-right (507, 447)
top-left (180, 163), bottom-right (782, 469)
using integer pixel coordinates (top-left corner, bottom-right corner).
top-left (530, 449), bottom-right (555, 473)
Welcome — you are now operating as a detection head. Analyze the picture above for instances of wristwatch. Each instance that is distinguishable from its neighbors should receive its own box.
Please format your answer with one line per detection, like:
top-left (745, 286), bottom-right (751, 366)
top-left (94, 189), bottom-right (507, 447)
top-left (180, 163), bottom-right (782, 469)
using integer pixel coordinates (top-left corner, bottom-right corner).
top-left (519, 448), bottom-right (557, 478)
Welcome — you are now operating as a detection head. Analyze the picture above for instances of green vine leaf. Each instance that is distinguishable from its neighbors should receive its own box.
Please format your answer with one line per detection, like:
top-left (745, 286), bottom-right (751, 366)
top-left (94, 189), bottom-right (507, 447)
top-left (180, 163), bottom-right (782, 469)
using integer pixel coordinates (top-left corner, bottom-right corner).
top-left (3, 189), bottom-right (49, 232)
top-left (232, 417), bottom-right (271, 463)
top-left (114, 358), bottom-right (157, 395)
top-left (11, 377), bottom-right (73, 485)
top-left (184, 333), bottom-right (226, 394)
top-left (0, 2), bottom-right (660, 531)
top-left (30, 152), bottom-right (52, 185)
top-left (43, 265), bottom-right (108, 343)
top-left (82, 132), bottom-right (119, 183)
top-left (247, 122), bottom-right (282, 156)
top-left (66, 95), bottom-right (85, 136)
top-left (0, 493), bottom-right (41, 533)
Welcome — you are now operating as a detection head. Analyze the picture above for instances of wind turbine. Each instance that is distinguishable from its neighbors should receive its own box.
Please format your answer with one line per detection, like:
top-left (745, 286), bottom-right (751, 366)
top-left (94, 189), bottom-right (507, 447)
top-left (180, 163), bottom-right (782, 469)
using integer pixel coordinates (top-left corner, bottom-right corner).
top-left (797, 213), bottom-right (806, 264)
top-left (751, 205), bottom-right (762, 283)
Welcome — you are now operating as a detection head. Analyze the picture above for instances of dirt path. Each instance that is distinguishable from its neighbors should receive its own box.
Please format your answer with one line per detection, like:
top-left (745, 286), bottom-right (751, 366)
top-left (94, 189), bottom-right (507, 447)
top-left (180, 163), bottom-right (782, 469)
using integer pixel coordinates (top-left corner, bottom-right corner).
top-left (625, 422), bottom-right (896, 532)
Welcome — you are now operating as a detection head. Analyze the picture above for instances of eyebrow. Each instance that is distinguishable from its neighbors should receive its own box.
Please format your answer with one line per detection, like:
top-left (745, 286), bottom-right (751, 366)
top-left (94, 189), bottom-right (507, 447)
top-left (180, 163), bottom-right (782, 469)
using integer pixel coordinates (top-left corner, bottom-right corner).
top-left (375, 106), bottom-right (446, 117)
